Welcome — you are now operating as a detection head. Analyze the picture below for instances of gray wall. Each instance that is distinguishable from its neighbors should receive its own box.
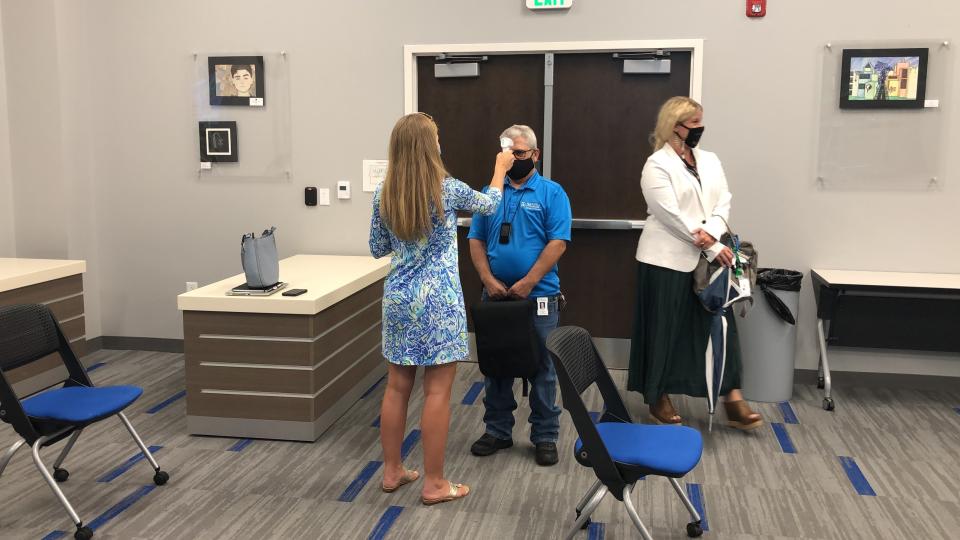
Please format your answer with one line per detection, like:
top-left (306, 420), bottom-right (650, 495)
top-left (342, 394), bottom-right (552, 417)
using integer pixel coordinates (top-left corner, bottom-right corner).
top-left (1, 0), bottom-right (958, 377)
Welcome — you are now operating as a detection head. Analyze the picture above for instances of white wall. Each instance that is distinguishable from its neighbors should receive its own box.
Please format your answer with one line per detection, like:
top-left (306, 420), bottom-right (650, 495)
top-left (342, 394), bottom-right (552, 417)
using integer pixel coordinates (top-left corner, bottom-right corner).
top-left (0, 6), bottom-right (15, 257)
top-left (2, 1), bottom-right (958, 376)
top-left (0, 0), bottom-right (103, 335)
top-left (1, 0), bottom-right (68, 259)
top-left (54, 1), bottom-right (102, 338)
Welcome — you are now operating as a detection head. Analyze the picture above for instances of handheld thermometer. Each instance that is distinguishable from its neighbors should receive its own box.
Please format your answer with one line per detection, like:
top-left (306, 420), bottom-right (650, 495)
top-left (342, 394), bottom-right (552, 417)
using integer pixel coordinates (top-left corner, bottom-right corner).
top-left (500, 137), bottom-right (513, 153)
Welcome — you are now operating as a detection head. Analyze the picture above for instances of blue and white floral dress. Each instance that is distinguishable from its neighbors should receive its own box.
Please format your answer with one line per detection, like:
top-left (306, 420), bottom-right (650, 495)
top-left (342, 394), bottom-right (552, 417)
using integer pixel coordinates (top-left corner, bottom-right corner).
top-left (369, 178), bottom-right (502, 366)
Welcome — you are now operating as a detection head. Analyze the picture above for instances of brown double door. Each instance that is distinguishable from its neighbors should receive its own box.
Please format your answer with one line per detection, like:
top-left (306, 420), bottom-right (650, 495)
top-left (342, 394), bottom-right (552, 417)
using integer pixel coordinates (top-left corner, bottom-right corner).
top-left (417, 51), bottom-right (691, 365)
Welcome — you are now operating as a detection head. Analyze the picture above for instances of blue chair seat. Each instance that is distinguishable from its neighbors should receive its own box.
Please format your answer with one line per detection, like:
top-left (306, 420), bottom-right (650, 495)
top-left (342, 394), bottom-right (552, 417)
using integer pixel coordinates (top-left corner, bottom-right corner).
top-left (575, 422), bottom-right (703, 477)
top-left (21, 385), bottom-right (143, 424)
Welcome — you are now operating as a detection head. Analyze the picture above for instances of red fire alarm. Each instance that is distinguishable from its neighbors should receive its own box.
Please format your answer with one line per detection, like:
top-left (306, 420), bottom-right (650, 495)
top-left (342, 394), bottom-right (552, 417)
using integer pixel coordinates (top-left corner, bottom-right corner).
top-left (747, 0), bottom-right (766, 17)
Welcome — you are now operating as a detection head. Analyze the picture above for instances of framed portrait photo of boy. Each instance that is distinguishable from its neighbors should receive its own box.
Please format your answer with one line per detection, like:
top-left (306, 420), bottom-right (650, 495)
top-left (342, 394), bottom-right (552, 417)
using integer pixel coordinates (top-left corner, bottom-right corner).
top-left (208, 56), bottom-right (265, 107)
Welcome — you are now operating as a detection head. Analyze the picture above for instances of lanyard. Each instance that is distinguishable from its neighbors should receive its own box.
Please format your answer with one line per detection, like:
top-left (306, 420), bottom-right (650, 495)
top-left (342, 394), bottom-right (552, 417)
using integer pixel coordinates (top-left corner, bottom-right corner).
top-left (502, 186), bottom-right (528, 225)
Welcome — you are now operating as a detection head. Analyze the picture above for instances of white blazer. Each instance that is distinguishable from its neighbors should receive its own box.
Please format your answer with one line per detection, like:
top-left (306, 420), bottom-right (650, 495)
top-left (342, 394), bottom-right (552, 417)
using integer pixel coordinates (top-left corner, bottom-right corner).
top-left (635, 144), bottom-right (732, 272)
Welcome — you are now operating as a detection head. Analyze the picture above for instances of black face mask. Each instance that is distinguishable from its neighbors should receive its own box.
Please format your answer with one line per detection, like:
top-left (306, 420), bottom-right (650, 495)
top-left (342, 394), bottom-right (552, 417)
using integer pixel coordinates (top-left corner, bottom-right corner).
top-left (507, 158), bottom-right (536, 181)
top-left (676, 124), bottom-right (705, 148)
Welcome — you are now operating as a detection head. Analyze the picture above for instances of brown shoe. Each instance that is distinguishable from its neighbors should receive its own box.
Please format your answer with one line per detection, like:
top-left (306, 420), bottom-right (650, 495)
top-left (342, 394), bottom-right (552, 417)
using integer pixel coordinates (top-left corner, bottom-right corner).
top-left (649, 394), bottom-right (682, 424)
top-left (724, 400), bottom-right (763, 431)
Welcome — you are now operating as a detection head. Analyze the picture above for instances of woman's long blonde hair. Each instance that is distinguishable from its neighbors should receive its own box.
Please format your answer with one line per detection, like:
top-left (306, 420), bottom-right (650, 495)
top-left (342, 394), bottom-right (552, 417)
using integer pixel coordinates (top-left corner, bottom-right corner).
top-left (380, 113), bottom-right (447, 242)
top-left (650, 96), bottom-right (703, 151)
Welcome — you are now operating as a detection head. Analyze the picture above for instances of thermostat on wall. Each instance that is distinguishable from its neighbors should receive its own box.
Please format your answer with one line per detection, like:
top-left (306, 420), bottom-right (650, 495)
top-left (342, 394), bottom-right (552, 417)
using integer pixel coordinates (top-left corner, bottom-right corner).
top-left (337, 181), bottom-right (351, 200)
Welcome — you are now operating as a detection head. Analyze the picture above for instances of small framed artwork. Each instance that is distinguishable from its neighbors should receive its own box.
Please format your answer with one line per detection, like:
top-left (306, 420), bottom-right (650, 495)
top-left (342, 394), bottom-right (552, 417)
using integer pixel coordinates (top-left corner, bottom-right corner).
top-left (199, 121), bottom-right (238, 163)
top-left (208, 56), bottom-right (265, 107)
top-left (839, 48), bottom-right (928, 109)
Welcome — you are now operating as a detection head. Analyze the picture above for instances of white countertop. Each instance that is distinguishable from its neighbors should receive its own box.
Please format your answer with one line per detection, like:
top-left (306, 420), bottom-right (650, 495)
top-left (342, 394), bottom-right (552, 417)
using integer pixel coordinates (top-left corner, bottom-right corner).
top-left (0, 258), bottom-right (87, 293)
top-left (177, 254), bottom-right (391, 315)
top-left (812, 268), bottom-right (960, 290)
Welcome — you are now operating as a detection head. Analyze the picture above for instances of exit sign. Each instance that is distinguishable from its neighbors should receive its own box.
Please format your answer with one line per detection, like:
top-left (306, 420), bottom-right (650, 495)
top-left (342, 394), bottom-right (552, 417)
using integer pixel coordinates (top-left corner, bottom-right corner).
top-left (527, 0), bottom-right (573, 10)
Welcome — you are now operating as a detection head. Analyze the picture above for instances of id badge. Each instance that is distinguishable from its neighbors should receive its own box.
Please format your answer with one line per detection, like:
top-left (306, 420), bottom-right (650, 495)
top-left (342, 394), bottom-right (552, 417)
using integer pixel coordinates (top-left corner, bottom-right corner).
top-left (498, 222), bottom-right (511, 244)
top-left (738, 277), bottom-right (751, 296)
top-left (537, 297), bottom-right (549, 316)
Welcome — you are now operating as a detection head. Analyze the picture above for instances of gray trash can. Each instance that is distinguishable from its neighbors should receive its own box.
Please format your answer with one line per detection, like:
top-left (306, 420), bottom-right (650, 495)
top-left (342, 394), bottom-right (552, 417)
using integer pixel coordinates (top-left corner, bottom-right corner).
top-left (738, 269), bottom-right (802, 403)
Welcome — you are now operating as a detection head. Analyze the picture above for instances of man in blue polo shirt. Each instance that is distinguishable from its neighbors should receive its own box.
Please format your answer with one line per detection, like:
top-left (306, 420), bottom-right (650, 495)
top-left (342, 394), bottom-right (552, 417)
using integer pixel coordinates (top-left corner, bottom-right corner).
top-left (467, 124), bottom-right (572, 466)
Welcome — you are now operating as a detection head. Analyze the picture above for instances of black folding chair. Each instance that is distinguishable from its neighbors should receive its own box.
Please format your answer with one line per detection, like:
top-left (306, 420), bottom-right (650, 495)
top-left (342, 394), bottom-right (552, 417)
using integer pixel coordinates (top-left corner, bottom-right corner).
top-left (546, 326), bottom-right (704, 540)
top-left (0, 304), bottom-right (169, 540)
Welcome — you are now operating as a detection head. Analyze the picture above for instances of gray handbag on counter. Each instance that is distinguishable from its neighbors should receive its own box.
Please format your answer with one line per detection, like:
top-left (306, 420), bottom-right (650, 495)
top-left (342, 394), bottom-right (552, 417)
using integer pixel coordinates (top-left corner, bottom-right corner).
top-left (241, 227), bottom-right (280, 288)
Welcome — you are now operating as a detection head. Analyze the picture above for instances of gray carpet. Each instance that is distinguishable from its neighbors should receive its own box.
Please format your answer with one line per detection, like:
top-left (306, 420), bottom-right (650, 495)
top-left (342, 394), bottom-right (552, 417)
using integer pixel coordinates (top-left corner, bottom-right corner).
top-left (1, 349), bottom-right (959, 539)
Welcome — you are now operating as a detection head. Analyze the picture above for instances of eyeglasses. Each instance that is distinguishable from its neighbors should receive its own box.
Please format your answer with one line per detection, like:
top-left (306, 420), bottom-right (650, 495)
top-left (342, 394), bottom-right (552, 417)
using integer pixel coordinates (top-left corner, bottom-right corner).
top-left (510, 148), bottom-right (535, 158)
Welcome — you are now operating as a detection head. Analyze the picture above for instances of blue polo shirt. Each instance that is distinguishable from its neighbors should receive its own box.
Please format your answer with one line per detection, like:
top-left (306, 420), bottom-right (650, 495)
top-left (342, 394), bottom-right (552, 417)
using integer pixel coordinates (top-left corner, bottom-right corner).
top-left (468, 171), bottom-right (572, 297)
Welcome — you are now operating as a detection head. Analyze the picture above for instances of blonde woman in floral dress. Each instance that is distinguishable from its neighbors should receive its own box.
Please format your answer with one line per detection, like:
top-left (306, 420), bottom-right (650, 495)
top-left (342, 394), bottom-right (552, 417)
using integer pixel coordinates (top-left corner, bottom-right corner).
top-left (369, 113), bottom-right (513, 505)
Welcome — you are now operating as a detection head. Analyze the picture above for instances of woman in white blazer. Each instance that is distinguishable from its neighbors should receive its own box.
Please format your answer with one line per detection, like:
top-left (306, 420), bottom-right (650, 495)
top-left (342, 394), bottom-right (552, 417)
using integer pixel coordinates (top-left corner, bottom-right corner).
top-left (627, 97), bottom-right (762, 430)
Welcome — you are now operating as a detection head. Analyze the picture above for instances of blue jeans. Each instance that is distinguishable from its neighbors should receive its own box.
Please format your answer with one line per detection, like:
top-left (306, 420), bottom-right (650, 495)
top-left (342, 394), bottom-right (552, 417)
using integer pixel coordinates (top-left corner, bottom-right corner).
top-left (482, 295), bottom-right (562, 445)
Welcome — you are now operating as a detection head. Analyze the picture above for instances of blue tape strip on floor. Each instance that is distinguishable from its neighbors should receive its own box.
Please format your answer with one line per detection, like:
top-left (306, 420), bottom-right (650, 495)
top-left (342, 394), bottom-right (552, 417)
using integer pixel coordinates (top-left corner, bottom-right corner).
top-left (85, 362), bottom-right (106, 373)
top-left (44, 484), bottom-right (157, 538)
top-left (587, 521), bottom-right (605, 540)
top-left (361, 376), bottom-right (385, 399)
top-left (372, 415), bottom-right (381, 428)
top-left (777, 401), bottom-right (799, 424)
top-left (686, 483), bottom-right (709, 531)
top-left (400, 430), bottom-right (421, 461)
top-left (368, 505), bottom-right (404, 540)
top-left (88, 484), bottom-right (156, 531)
top-left (771, 423), bottom-right (797, 454)
top-left (461, 382), bottom-right (484, 405)
top-left (145, 390), bottom-right (186, 414)
top-left (228, 439), bottom-right (253, 452)
top-left (96, 446), bottom-right (163, 483)
top-left (839, 456), bottom-right (876, 496)
top-left (588, 411), bottom-right (601, 423)
top-left (339, 461), bottom-right (382, 502)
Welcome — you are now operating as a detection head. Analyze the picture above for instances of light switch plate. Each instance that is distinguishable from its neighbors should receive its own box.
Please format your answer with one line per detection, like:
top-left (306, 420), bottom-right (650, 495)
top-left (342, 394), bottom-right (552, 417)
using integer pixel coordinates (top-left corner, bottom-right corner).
top-left (318, 188), bottom-right (331, 206)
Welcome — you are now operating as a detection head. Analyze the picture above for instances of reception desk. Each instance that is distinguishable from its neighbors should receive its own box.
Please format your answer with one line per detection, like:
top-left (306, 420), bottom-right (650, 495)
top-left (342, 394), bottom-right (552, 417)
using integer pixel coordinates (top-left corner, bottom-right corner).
top-left (0, 258), bottom-right (88, 396)
top-left (177, 254), bottom-right (390, 441)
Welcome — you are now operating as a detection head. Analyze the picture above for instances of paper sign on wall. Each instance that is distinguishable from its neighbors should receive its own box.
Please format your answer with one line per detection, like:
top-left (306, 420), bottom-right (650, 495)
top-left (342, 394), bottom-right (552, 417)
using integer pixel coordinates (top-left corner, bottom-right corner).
top-left (362, 160), bottom-right (388, 193)
top-left (526, 0), bottom-right (573, 10)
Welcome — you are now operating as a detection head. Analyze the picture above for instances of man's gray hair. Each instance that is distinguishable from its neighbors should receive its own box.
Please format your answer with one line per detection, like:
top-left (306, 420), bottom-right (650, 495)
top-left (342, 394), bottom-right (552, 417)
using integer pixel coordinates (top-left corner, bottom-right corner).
top-left (500, 125), bottom-right (538, 149)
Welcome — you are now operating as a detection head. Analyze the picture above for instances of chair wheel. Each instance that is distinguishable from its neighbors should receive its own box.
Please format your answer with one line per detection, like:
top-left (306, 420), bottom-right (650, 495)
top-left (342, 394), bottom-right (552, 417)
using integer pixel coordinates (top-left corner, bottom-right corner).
top-left (153, 471), bottom-right (169, 486)
top-left (75, 525), bottom-right (93, 540)
top-left (822, 398), bottom-right (835, 411)
top-left (817, 377), bottom-right (825, 389)
top-left (54, 467), bottom-right (70, 483)
top-left (686, 521), bottom-right (703, 537)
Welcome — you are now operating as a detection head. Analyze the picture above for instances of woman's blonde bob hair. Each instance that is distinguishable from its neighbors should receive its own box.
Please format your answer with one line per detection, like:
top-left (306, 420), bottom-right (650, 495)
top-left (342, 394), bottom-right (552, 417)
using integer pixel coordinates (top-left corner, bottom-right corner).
top-left (650, 96), bottom-right (703, 151)
top-left (379, 113), bottom-right (448, 242)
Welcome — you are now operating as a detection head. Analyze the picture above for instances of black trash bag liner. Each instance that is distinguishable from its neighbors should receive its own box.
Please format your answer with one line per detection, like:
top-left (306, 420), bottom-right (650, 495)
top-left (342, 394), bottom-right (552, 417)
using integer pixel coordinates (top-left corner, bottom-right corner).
top-left (757, 268), bottom-right (803, 325)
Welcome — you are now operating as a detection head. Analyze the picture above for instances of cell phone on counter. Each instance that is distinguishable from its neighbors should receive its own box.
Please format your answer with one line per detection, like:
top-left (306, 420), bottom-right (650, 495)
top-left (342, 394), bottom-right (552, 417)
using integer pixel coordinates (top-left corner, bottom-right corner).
top-left (282, 288), bottom-right (308, 297)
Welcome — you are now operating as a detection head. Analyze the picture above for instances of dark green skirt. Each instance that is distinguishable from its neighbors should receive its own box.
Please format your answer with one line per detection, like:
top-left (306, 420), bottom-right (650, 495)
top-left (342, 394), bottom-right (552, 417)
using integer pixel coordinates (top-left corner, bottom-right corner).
top-left (627, 261), bottom-right (742, 405)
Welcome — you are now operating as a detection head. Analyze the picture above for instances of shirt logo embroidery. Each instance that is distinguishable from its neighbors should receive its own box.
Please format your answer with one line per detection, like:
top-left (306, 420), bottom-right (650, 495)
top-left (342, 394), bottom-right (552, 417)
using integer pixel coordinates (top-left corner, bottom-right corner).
top-left (520, 201), bottom-right (542, 211)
